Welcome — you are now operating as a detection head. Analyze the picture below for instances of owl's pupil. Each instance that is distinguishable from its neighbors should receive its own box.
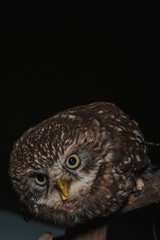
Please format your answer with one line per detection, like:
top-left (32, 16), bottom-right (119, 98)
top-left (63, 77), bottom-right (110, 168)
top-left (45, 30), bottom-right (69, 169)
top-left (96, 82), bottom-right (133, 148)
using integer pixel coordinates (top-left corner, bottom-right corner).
top-left (37, 174), bottom-right (44, 182)
top-left (68, 157), bottom-right (76, 165)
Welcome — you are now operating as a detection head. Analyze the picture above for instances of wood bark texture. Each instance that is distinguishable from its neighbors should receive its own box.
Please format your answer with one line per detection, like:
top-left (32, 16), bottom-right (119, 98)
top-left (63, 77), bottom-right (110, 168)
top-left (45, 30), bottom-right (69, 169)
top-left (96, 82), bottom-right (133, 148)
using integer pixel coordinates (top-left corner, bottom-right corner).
top-left (65, 220), bottom-right (108, 240)
top-left (122, 169), bottom-right (160, 213)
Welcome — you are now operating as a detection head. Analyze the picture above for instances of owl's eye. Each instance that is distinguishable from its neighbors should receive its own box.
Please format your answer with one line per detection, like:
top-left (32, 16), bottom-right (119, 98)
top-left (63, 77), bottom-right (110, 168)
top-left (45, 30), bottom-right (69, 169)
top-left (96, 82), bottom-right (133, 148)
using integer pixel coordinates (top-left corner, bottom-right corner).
top-left (65, 154), bottom-right (80, 169)
top-left (34, 174), bottom-right (47, 186)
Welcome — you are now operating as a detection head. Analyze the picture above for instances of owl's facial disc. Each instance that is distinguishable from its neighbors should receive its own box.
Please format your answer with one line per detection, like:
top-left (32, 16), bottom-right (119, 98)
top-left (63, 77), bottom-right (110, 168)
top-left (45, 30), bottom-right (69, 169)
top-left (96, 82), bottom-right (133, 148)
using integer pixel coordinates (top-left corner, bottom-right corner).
top-left (56, 178), bottom-right (70, 201)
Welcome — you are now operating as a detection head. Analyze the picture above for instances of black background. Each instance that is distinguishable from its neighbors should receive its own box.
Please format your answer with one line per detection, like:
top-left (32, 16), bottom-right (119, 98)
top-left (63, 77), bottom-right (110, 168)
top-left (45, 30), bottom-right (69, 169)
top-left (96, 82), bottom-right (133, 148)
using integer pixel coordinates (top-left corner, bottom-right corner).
top-left (1, 1), bottom-right (160, 239)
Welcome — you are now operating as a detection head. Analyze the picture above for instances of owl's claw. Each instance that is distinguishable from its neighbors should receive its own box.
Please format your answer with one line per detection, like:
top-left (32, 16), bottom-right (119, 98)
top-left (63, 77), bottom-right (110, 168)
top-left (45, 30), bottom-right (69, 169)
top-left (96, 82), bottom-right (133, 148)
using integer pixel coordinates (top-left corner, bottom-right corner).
top-left (132, 189), bottom-right (141, 197)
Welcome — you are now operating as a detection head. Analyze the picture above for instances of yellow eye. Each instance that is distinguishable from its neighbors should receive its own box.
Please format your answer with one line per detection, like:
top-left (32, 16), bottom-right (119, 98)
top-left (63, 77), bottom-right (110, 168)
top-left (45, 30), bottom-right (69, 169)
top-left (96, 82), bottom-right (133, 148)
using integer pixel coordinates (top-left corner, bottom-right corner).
top-left (65, 154), bottom-right (80, 169)
top-left (34, 174), bottom-right (47, 186)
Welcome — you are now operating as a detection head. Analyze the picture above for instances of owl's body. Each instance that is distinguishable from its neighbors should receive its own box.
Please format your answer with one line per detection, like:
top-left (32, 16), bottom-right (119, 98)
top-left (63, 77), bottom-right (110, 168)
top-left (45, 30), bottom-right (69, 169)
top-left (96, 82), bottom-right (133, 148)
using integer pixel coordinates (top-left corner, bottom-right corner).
top-left (9, 102), bottom-right (150, 226)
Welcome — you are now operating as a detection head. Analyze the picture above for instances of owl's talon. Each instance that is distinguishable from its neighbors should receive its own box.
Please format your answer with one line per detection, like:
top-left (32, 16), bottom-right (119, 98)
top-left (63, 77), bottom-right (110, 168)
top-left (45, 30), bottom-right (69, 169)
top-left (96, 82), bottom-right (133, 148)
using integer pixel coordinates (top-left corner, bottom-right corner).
top-left (132, 189), bottom-right (141, 197)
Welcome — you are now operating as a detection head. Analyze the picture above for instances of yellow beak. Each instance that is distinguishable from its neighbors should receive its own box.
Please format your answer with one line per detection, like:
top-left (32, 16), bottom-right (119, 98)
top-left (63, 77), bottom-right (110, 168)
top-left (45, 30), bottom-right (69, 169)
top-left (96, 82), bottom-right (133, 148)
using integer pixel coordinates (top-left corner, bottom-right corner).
top-left (56, 178), bottom-right (69, 201)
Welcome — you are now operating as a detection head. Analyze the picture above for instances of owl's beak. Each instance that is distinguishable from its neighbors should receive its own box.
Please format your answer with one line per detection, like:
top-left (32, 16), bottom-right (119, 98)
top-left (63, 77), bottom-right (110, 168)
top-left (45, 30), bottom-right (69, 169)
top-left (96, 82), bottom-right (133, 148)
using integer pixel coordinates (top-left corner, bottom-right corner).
top-left (56, 178), bottom-right (69, 201)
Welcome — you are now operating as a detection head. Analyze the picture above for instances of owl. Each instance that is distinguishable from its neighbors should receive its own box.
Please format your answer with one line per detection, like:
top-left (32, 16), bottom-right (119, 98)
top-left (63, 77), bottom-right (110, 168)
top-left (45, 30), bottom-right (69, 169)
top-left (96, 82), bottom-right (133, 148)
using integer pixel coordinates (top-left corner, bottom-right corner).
top-left (9, 102), bottom-right (150, 226)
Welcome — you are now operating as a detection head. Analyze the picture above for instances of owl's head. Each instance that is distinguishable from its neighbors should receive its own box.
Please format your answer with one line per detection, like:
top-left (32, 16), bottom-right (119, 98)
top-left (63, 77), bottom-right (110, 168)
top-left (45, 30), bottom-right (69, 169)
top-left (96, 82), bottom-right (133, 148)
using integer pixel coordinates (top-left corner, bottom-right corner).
top-left (9, 102), bottom-right (149, 226)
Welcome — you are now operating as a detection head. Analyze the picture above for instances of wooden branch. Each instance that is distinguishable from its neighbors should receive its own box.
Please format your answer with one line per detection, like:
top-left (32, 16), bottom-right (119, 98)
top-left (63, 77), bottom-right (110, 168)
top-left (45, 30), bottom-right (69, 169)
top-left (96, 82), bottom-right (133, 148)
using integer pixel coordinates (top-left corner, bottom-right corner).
top-left (38, 169), bottom-right (160, 240)
top-left (38, 232), bottom-right (53, 240)
top-left (121, 169), bottom-right (160, 213)
top-left (65, 219), bottom-right (108, 240)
